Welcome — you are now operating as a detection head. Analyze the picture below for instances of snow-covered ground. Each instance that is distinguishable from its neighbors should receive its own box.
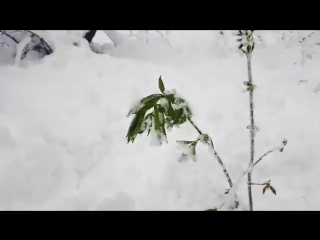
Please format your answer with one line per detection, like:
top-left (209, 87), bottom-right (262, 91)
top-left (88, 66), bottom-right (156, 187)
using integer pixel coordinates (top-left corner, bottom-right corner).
top-left (0, 30), bottom-right (320, 210)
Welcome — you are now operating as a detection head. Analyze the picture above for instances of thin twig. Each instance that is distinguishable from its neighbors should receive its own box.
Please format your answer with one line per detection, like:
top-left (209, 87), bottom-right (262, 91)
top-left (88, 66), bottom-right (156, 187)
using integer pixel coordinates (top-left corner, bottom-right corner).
top-left (188, 118), bottom-right (239, 209)
top-left (18, 30), bottom-right (53, 54)
top-left (187, 118), bottom-right (203, 135)
top-left (21, 42), bottom-right (30, 60)
top-left (209, 139), bottom-right (233, 188)
top-left (0, 30), bottom-right (19, 43)
top-left (252, 139), bottom-right (287, 169)
top-left (300, 31), bottom-right (315, 43)
top-left (219, 139), bottom-right (287, 210)
top-left (187, 118), bottom-right (233, 186)
top-left (251, 183), bottom-right (265, 186)
top-left (253, 150), bottom-right (272, 168)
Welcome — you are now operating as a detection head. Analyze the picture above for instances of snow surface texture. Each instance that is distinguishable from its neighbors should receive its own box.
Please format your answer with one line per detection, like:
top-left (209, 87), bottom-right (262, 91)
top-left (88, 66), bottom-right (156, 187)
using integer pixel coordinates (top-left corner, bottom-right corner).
top-left (0, 30), bottom-right (320, 210)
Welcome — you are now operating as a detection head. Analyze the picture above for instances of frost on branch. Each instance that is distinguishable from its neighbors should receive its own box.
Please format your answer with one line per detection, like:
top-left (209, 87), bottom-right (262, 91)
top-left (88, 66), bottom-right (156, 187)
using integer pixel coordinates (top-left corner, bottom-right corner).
top-left (176, 140), bottom-right (199, 161)
top-left (237, 30), bottom-right (255, 55)
top-left (198, 134), bottom-right (211, 145)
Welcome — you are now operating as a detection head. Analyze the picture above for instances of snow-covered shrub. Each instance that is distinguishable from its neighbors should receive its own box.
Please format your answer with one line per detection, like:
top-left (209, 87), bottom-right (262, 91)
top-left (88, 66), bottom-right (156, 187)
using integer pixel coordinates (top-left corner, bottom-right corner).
top-left (0, 30), bottom-right (53, 64)
top-left (126, 31), bottom-right (290, 211)
top-left (126, 77), bottom-right (237, 209)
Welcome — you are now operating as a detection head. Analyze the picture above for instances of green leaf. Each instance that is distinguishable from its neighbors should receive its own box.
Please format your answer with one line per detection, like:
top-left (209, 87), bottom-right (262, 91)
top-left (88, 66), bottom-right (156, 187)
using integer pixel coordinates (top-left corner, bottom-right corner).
top-left (126, 114), bottom-right (140, 142)
top-left (269, 186), bottom-right (277, 195)
top-left (158, 76), bottom-right (165, 93)
top-left (127, 94), bottom-right (163, 117)
top-left (263, 186), bottom-right (267, 194)
top-left (158, 107), bottom-right (168, 143)
top-left (153, 104), bottom-right (162, 143)
top-left (141, 94), bottom-right (164, 105)
top-left (164, 93), bottom-right (175, 103)
top-left (139, 112), bottom-right (154, 135)
top-left (164, 95), bottom-right (192, 128)
top-left (154, 105), bottom-right (160, 130)
top-left (126, 109), bottom-right (147, 143)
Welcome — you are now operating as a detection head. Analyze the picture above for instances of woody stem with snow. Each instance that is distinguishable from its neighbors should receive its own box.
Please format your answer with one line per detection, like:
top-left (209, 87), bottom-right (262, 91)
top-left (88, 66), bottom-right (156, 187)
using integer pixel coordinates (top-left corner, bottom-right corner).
top-left (18, 30), bottom-right (53, 55)
top-left (219, 138), bottom-right (287, 210)
top-left (187, 118), bottom-right (234, 189)
top-left (246, 51), bottom-right (255, 211)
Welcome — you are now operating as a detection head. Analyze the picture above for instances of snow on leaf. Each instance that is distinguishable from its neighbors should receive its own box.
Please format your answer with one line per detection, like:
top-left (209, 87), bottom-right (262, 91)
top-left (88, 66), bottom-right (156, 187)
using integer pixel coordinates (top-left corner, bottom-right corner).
top-left (139, 112), bottom-right (154, 135)
top-left (158, 108), bottom-right (168, 143)
top-left (127, 94), bottom-right (163, 117)
top-left (159, 98), bottom-right (169, 110)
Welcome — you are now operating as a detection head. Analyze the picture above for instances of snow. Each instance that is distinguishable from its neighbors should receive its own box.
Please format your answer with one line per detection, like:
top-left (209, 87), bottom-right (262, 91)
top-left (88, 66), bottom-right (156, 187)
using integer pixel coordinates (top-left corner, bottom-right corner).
top-left (14, 36), bottom-right (31, 66)
top-left (0, 30), bottom-right (320, 210)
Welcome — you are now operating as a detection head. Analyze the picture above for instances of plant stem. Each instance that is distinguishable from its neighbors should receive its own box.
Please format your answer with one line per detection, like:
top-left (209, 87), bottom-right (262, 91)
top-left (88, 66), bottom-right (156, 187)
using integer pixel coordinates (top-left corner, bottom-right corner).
top-left (253, 150), bottom-right (272, 168)
top-left (187, 118), bottom-right (234, 188)
top-left (209, 139), bottom-right (233, 188)
top-left (251, 183), bottom-right (265, 186)
top-left (247, 52), bottom-right (255, 211)
top-left (219, 139), bottom-right (287, 210)
top-left (187, 117), bottom-right (239, 208)
top-left (187, 118), bottom-right (203, 135)
top-left (253, 139), bottom-right (287, 168)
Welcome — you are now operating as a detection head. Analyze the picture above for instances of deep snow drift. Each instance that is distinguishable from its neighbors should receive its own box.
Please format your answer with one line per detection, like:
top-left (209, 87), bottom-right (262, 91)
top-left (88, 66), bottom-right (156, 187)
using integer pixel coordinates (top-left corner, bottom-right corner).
top-left (0, 30), bottom-right (320, 210)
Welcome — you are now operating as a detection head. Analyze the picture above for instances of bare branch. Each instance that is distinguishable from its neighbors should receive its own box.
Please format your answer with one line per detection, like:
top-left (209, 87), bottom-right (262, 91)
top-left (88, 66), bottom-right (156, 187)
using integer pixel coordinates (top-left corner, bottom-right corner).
top-left (251, 183), bottom-right (265, 186)
top-left (300, 31), bottom-right (315, 43)
top-left (0, 30), bottom-right (19, 43)
top-left (252, 150), bottom-right (273, 168)
top-left (187, 118), bottom-right (233, 186)
top-left (187, 118), bottom-right (203, 135)
top-left (252, 139), bottom-right (288, 169)
top-left (187, 118), bottom-right (238, 208)
top-left (18, 30), bottom-right (53, 54)
top-left (209, 139), bottom-right (234, 188)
